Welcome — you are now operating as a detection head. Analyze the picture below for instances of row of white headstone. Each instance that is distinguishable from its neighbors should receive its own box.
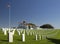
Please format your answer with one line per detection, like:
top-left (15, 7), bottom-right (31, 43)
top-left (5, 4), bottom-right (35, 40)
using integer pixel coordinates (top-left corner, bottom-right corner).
top-left (2, 28), bottom-right (26, 42)
top-left (2, 28), bottom-right (45, 43)
top-left (9, 31), bottom-right (25, 42)
top-left (2, 28), bottom-right (56, 36)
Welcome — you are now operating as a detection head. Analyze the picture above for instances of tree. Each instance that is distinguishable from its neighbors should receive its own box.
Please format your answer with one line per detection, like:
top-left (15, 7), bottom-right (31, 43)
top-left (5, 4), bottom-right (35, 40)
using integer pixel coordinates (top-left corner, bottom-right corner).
top-left (17, 21), bottom-right (37, 29)
top-left (27, 23), bottom-right (36, 29)
top-left (17, 21), bottom-right (27, 29)
top-left (40, 24), bottom-right (54, 29)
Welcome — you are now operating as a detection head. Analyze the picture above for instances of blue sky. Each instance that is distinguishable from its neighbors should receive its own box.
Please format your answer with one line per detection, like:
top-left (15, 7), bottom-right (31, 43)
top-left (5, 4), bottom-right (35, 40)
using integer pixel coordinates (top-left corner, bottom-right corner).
top-left (0, 0), bottom-right (60, 28)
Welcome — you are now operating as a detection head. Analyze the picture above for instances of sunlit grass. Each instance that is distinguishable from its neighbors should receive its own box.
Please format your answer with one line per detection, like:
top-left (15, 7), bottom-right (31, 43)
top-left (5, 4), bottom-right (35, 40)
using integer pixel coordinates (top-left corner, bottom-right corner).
top-left (0, 29), bottom-right (60, 44)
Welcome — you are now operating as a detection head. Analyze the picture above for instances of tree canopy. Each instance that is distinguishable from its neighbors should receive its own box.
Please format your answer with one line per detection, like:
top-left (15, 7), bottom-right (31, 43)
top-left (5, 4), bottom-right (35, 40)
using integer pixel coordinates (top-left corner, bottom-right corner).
top-left (40, 24), bottom-right (54, 29)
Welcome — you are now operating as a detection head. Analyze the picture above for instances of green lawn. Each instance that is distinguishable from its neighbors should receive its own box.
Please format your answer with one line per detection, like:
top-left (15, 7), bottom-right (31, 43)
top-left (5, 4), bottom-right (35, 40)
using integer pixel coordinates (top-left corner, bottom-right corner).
top-left (0, 29), bottom-right (60, 44)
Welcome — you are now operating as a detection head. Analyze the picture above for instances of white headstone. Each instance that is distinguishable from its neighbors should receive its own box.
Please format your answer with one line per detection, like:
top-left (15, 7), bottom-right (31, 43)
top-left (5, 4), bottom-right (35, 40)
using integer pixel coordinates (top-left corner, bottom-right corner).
top-left (22, 34), bottom-right (25, 42)
top-left (17, 31), bottom-right (20, 35)
top-left (26, 32), bottom-right (29, 35)
top-left (39, 35), bottom-right (42, 40)
top-left (12, 29), bottom-right (15, 35)
top-left (20, 30), bottom-right (23, 33)
top-left (36, 35), bottom-right (38, 40)
top-left (32, 32), bottom-right (34, 35)
top-left (9, 32), bottom-right (13, 42)
top-left (2, 28), bottom-right (7, 35)
top-left (4, 30), bottom-right (7, 35)
top-left (18, 31), bottom-right (20, 35)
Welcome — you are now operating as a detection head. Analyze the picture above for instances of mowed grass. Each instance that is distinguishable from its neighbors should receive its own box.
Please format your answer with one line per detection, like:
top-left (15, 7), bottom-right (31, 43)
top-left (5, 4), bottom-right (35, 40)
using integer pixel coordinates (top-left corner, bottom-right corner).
top-left (0, 29), bottom-right (60, 44)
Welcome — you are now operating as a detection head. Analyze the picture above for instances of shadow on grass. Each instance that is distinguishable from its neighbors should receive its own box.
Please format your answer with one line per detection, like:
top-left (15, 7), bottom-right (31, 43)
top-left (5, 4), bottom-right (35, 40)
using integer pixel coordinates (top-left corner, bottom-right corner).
top-left (17, 39), bottom-right (22, 41)
top-left (15, 39), bottom-right (22, 41)
top-left (46, 38), bottom-right (60, 44)
top-left (0, 39), bottom-right (8, 42)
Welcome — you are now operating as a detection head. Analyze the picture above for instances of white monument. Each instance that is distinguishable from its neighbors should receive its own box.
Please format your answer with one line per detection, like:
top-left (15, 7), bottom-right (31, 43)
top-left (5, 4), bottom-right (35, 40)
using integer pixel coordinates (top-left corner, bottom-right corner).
top-left (22, 34), bottom-right (25, 42)
top-left (22, 30), bottom-right (25, 42)
top-left (9, 31), bottom-right (13, 42)
top-left (2, 28), bottom-right (7, 35)
top-left (39, 35), bottom-right (42, 40)
top-left (36, 34), bottom-right (38, 40)
top-left (12, 29), bottom-right (15, 35)
top-left (4, 30), bottom-right (7, 35)
top-left (17, 30), bottom-right (20, 35)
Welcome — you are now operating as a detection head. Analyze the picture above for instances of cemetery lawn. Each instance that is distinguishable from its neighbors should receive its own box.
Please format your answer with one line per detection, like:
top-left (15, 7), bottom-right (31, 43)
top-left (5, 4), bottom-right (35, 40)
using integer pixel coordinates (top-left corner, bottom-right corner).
top-left (0, 29), bottom-right (60, 44)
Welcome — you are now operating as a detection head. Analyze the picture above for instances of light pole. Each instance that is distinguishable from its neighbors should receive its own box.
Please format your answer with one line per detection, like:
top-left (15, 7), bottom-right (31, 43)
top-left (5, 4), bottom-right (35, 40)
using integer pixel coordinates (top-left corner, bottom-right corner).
top-left (8, 3), bottom-right (11, 30)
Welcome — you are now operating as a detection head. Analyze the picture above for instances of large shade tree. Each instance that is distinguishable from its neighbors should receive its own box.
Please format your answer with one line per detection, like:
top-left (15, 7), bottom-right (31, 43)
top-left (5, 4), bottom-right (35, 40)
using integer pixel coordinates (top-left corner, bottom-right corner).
top-left (17, 21), bottom-right (27, 29)
top-left (27, 23), bottom-right (36, 29)
top-left (40, 24), bottom-right (54, 29)
top-left (17, 21), bottom-right (36, 29)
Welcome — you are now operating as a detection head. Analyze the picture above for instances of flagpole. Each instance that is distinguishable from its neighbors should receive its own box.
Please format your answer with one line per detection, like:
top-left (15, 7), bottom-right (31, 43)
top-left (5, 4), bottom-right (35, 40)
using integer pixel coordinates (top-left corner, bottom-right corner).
top-left (8, 3), bottom-right (11, 30)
